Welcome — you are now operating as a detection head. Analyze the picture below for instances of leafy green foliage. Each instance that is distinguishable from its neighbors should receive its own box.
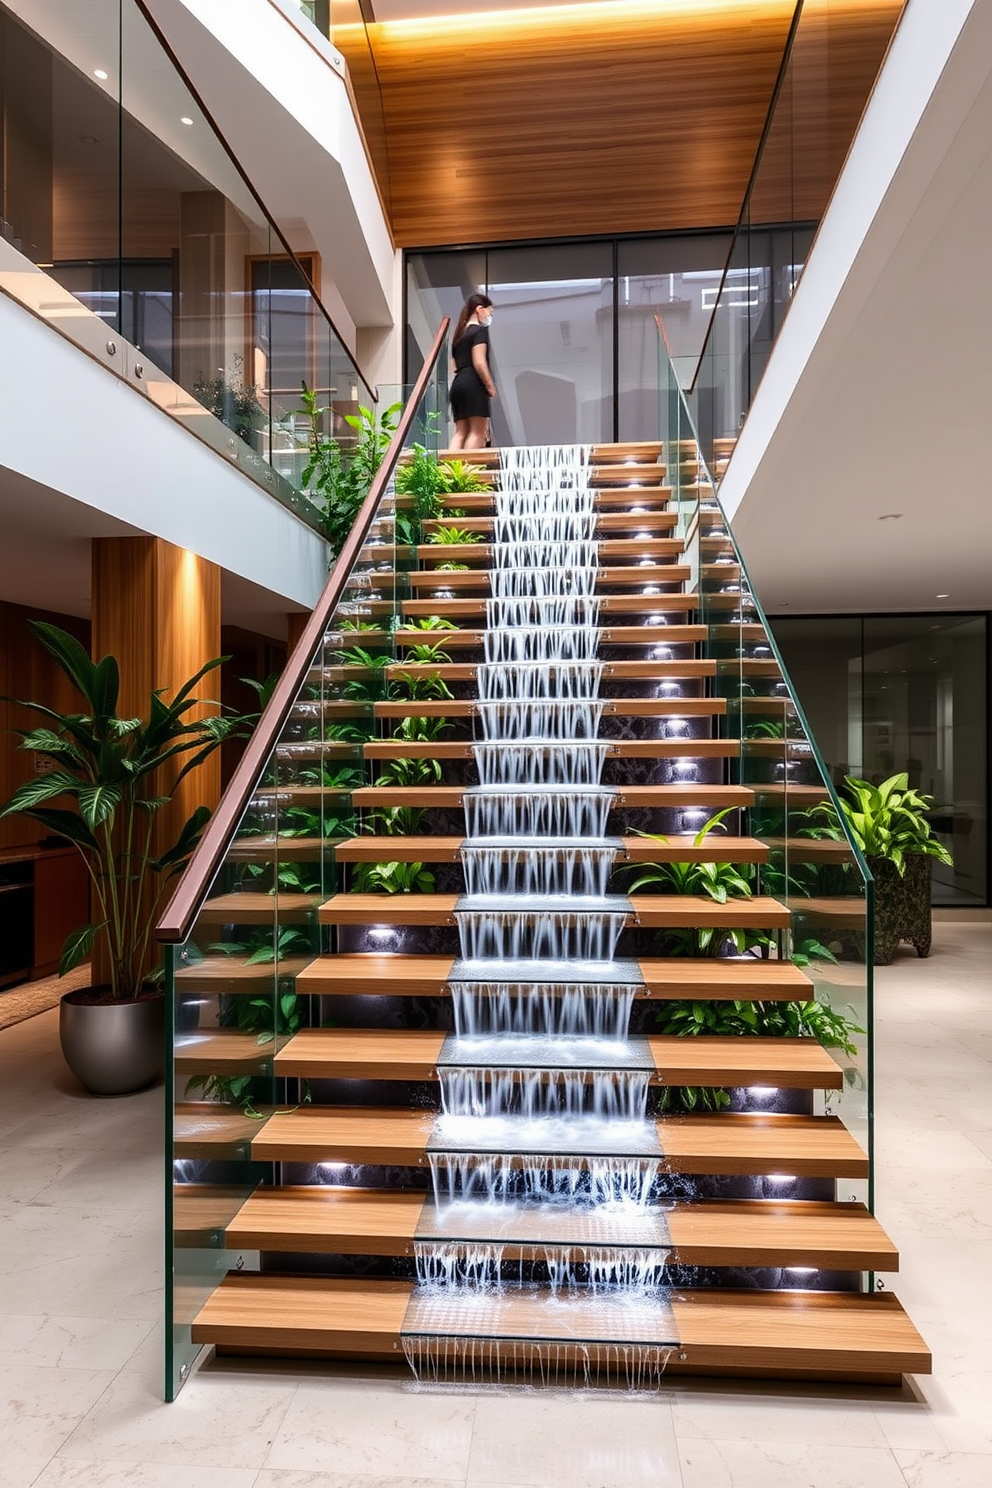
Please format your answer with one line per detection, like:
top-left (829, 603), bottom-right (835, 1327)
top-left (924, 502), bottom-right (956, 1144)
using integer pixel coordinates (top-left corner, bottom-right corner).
top-left (192, 356), bottom-right (262, 446)
top-left (811, 772), bottom-right (953, 874)
top-left (402, 617), bottom-right (459, 633)
top-left (0, 624), bottom-right (249, 999)
top-left (434, 562), bottom-right (470, 572)
top-left (399, 643), bottom-right (453, 666)
top-left (294, 386), bottom-right (400, 557)
top-left (791, 936), bottom-right (840, 969)
top-left (391, 715), bottom-right (452, 743)
top-left (621, 809), bottom-right (753, 902)
top-left (352, 860), bottom-right (435, 893)
top-left (388, 671), bottom-right (453, 702)
top-left (438, 459), bottom-right (490, 493)
top-left (365, 806), bottom-right (426, 836)
top-left (376, 755), bottom-right (442, 788)
top-left (429, 526), bottom-right (482, 546)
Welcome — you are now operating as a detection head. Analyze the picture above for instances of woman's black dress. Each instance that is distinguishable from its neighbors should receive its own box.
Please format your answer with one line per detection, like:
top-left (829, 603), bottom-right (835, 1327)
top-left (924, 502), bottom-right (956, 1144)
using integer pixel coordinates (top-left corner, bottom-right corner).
top-left (450, 323), bottom-right (491, 420)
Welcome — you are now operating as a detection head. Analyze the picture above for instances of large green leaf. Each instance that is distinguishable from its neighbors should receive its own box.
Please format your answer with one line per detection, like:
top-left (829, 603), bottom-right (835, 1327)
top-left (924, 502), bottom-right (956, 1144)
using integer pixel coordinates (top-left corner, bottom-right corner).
top-left (28, 623), bottom-right (101, 710)
top-left (15, 807), bottom-right (100, 853)
top-left (59, 921), bottom-right (105, 976)
top-left (0, 771), bottom-right (80, 818)
top-left (151, 805), bottom-right (211, 873)
top-left (90, 654), bottom-right (121, 720)
top-left (75, 782), bottom-right (123, 830)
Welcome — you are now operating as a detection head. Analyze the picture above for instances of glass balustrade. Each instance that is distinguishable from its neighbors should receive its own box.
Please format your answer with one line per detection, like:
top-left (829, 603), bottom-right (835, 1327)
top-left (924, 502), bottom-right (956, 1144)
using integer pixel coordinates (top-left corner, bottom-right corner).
top-left (660, 327), bottom-right (874, 1208)
top-left (162, 341), bottom-right (447, 1400)
top-left (0, 0), bottom-right (374, 531)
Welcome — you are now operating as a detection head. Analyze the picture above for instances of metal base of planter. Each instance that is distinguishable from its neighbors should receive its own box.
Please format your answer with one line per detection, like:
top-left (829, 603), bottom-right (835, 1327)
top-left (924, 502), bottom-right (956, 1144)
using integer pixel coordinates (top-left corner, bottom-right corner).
top-left (59, 989), bottom-right (166, 1095)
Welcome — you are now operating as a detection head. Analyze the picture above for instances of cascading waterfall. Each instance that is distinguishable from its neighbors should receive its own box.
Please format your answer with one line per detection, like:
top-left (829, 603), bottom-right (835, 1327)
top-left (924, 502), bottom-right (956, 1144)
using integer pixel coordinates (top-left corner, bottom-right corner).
top-left (408, 443), bottom-right (673, 1388)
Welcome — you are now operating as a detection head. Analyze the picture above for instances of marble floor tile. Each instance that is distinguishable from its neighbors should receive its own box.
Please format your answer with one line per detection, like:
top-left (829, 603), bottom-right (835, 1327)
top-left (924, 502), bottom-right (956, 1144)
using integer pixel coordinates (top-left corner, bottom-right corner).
top-left (672, 1390), bottom-right (887, 1447)
top-left (0, 1313), bottom-right (154, 1372)
top-left (0, 1363), bottom-right (116, 1462)
top-left (466, 1390), bottom-right (681, 1488)
top-left (895, 1449), bottom-right (992, 1485)
top-left (254, 1471), bottom-right (469, 1488)
top-left (32, 1462), bottom-right (258, 1488)
top-left (264, 1378), bottom-right (475, 1480)
top-left (677, 1439), bottom-right (908, 1488)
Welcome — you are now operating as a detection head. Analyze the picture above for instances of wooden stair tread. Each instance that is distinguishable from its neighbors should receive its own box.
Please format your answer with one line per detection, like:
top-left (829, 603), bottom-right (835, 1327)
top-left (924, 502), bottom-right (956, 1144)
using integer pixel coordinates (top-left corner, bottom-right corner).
top-left (332, 832), bottom-right (765, 863)
top-left (321, 658), bottom-right (716, 681)
top-left (191, 1277), bottom-right (927, 1379)
top-left (351, 783), bottom-right (752, 808)
top-left (173, 1105), bottom-right (274, 1159)
top-left (218, 1189), bottom-right (893, 1268)
top-left (293, 954), bottom-right (812, 1000)
top-left (402, 594), bottom-right (702, 619)
top-left (176, 1030), bottom-right (286, 1074)
top-left (174, 955), bottom-right (313, 992)
top-left (273, 1028), bottom-right (840, 1089)
top-left (416, 537), bottom-right (682, 558)
top-left (361, 739), bottom-right (740, 762)
top-left (249, 1107), bottom-right (866, 1176)
top-left (370, 696), bottom-right (726, 719)
top-left (194, 893), bottom-right (320, 924)
top-left (406, 565), bottom-right (692, 590)
top-left (317, 892), bottom-right (787, 928)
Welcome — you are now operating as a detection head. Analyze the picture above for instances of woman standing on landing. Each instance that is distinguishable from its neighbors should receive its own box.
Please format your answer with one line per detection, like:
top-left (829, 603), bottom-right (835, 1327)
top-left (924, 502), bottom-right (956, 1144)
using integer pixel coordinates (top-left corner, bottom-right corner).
top-left (449, 293), bottom-right (496, 450)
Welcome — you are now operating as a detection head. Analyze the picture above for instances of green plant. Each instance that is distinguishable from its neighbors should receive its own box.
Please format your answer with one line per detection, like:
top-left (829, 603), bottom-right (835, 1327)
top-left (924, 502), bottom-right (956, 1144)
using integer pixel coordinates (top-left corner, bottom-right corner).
top-left (193, 355), bottom-right (262, 446)
top-left (621, 809), bottom-right (753, 902)
top-left (352, 860), bottom-right (435, 893)
top-left (391, 715), bottom-right (452, 743)
top-left (388, 671), bottom-right (453, 702)
top-left (745, 719), bottom-right (786, 739)
top-left (0, 624), bottom-right (248, 999)
top-left (295, 385), bottom-right (400, 557)
top-left (399, 643), bottom-right (453, 666)
top-left (663, 926), bottom-right (773, 958)
top-left (439, 459), bottom-right (491, 493)
top-left (791, 935), bottom-right (840, 969)
top-left (811, 773), bottom-right (953, 874)
top-left (429, 526), bottom-right (482, 546)
top-left (376, 755), bottom-right (442, 788)
top-left (403, 617), bottom-right (459, 633)
top-left (337, 618), bottom-right (381, 633)
top-left (366, 806), bottom-right (426, 835)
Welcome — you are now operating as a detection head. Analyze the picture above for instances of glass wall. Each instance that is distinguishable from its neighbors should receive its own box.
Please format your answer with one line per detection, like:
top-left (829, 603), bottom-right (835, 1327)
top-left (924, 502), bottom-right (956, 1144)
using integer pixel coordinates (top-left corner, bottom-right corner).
top-left (772, 613), bottom-right (989, 906)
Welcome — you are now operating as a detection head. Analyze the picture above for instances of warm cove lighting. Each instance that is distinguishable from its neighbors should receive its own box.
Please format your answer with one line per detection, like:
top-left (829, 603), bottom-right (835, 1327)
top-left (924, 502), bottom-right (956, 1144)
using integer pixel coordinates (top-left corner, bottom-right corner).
top-left (376, 0), bottom-right (794, 43)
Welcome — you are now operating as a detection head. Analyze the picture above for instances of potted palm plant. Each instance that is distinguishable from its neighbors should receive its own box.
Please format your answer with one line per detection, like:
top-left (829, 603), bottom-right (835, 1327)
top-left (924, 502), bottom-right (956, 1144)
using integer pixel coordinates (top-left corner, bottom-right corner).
top-left (812, 772), bottom-right (953, 964)
top-left (1, 623), bottom-right (246, 1094)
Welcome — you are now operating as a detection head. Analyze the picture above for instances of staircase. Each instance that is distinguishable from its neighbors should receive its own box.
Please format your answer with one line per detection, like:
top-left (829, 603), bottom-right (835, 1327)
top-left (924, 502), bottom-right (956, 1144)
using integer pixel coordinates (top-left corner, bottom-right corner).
top-left (169, 438), bottom-right (929, 1390)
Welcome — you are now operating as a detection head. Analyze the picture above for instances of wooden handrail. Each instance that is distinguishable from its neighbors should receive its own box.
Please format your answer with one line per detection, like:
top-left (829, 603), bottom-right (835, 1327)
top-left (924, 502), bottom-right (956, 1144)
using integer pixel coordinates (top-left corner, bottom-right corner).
top-left (156, 318), bottom-right (450, 944)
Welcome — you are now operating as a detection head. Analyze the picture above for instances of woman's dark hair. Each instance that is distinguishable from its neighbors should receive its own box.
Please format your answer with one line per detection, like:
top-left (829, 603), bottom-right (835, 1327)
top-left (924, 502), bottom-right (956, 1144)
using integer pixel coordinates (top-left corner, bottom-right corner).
top-left (452, 292), bottom-right (493, 349)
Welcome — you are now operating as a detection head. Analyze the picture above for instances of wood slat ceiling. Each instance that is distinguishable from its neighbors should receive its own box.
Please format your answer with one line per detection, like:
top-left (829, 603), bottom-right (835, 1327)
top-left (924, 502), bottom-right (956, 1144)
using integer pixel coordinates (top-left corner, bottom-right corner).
top-left (347, 0), bottom-right (903, 247)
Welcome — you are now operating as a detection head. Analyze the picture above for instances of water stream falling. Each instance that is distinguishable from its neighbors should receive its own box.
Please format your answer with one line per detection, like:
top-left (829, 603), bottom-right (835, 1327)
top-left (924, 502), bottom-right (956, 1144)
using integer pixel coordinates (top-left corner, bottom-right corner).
top-left (407, 443), bottom-right (674, 1386)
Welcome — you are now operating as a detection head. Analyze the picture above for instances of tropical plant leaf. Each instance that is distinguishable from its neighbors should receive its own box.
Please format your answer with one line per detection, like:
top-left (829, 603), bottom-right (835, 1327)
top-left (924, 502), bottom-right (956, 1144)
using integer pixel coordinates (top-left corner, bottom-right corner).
top-left (59, 921), bottom-right (104, 976)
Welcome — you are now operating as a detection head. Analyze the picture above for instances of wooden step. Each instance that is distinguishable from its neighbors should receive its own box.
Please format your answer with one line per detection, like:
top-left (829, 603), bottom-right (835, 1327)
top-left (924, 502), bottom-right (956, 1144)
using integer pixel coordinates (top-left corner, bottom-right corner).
top-left (319, 658), bottom-right (716, 683)
top-left (272, 1028), bottom-right (839, 1089)
top-left (174, 955), bottom-right (314, 994)
top-left (207, 1190), bottom-right (895, 1270)
top-left (373, 695), bottom-right (726, 719)
top-left (317, 892), bottom-right (788, 929)
top-left (417, 537), bottom-right (684, 563)
top-left (194, 893), bottom-right (320, 925)
top-left (191, 1274), bottom-right (928, 1381)
top-left (249, 1107), bottom-right (867, 1177)
top-left (174, 1105), bottom-right (276, 1160)
top-left (350, 783), bottom-right (752, 809)
top-left (419, 513), bottom-right (679, 536)
top-left (390, 623), bottom-right (710, 649)
top-left (402, 593), bottom-right (702, 619)
top-left (333, 832), bottom-right (766, 863)
top-left (406, 564), bottom-right (692, 591)
top-left (175, 1030), bottom-right (286, 1075)
top-left (361, 739), bottom-right (739, 762)
top-left (215, 1190), bottom-right (892, 1269)
top-left (293, 954), bottom-right (812, 1001)
top-left (397, 490), bottom-right (676, 515)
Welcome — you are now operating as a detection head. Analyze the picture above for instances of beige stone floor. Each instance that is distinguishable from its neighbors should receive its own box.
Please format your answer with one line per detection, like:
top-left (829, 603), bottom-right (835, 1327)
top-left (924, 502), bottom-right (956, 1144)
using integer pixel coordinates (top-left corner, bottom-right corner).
top-left (1, 921), bottom-right (990, 1488)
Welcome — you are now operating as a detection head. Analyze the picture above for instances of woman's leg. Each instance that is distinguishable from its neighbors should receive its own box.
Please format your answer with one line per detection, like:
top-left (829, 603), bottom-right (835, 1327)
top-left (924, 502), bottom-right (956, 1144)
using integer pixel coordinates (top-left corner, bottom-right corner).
top-left (450, 419), bottom-right (468, 451)
top-left (463, 417), bottom-right (489, 450)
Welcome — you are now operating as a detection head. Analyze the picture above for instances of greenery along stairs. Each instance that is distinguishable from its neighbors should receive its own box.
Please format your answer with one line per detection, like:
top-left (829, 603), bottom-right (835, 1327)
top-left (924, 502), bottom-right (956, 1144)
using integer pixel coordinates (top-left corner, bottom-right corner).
top-left (171, 440), bottom-right (929, 1389)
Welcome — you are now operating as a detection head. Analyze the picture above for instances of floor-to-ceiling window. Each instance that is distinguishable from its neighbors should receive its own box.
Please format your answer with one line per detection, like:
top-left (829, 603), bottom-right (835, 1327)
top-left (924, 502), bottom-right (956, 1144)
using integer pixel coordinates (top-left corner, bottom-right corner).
top-left (406, 228), bottom-right (819, 447)
top-left (772, 613), bottom-right (989, 907)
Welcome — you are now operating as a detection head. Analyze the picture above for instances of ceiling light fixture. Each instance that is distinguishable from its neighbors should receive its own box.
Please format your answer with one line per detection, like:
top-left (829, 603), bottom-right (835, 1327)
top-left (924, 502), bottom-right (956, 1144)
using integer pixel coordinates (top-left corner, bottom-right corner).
top-left (93, 68), bottom-right (109, 80)
top-left (180, 116), bottom-right (194, 126)
top-left (936, 593), bottom-right (949, 599)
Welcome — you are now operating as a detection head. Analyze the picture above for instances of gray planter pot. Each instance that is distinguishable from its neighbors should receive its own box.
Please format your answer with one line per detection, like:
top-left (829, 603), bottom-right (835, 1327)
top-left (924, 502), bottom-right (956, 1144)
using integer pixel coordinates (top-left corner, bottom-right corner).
top-left (59, 988), bottom-right (166, 1095)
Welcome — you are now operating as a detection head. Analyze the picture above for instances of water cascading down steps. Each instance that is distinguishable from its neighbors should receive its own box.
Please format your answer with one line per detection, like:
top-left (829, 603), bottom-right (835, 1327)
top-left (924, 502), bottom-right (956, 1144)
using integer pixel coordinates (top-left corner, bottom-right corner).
top-left (407, 445), bottom-right (676, 1384)
top-left (178, 439), bottom-right (931, 1390)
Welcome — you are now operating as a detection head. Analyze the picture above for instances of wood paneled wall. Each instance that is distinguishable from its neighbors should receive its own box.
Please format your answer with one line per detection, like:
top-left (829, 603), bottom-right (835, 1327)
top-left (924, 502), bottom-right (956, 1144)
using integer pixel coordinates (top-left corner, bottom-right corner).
top-left (0, 602), bottom-right (91, 850)
top-left (91, 538), bottom-right (222, 859)
top-left (365, 0), bottom-right (903, 247)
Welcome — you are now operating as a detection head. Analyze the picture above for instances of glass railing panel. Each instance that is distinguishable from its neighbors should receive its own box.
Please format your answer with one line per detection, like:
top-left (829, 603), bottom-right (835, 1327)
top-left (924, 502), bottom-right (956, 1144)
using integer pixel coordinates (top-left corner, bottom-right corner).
top-left (165, 339), bottom-right (448, 1397)
top-left (0, 0), bottom-right (374, 531)
top-left (658, 331), bottom-right (874, 1225)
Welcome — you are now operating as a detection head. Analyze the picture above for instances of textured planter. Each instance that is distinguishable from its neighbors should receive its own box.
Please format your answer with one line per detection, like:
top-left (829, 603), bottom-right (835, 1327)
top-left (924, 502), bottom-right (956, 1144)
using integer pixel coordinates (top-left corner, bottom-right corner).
top-left (868, 854), bottom-right (932, 965)
top-left (59, 988), bottom-right (165, 1095)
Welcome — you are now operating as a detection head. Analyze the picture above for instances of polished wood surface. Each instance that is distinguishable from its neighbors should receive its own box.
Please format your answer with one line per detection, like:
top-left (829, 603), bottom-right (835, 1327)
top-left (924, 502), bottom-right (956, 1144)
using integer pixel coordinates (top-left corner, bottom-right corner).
top-left (660, 1113), bottom-right (868, 1177)
top-left (667, 1200), bottom-right (896, 1269)
top-left (192, 1274), bottom-right (412, 1354)
top-left (296, 953), bottom-right (456, 997)
top-left (174, 955), bottom-right (314, 993)
top-left (275, 1028), bottom-right (446, 1079)
top-left (226, 1186), bottom-right (426, 1255)
top-left (333, 832), bottom-right (763, 863)
top-left (638, 958), bottom-right (813, 1000)
top-left (251, 1107), bottom-right (435, 1165)
top-left (173, 1104), bottom-right (273, 1160)
top-left (350, 783), bottom-right (752, 809)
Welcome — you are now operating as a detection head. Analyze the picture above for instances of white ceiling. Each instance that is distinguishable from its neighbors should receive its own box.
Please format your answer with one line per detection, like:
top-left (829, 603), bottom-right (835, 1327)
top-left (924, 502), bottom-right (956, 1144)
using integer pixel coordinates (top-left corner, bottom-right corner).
top-left (724, 0), bottom-right (992, 616)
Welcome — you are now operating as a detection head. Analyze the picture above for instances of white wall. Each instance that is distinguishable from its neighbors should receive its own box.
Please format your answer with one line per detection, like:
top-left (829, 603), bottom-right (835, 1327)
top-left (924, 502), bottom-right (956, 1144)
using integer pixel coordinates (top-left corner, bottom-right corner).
top-left (0, 288), bottom-right (328, 611)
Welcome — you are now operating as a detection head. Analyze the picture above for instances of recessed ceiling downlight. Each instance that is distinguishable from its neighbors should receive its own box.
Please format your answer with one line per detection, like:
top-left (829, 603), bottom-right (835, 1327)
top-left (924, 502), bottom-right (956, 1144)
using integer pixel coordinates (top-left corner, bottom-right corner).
top-left (93, 68), bottom-right (109, 80)
top-left (936, 593), bottom-right (950, 599)
top-left (180, 116), bottom-right (194, 126)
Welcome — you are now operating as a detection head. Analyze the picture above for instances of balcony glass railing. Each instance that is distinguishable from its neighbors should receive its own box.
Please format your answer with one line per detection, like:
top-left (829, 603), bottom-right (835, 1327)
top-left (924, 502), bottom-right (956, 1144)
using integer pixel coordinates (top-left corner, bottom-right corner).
top-left (661, 324), bottom-right (875, 1216)
top-left (159, 321), bottom-right (448, 1400)
top-left (0, 0), bottom-right (374, 531)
